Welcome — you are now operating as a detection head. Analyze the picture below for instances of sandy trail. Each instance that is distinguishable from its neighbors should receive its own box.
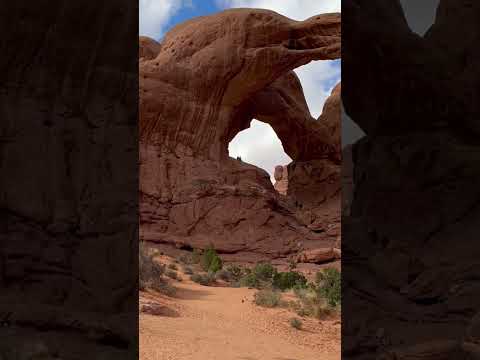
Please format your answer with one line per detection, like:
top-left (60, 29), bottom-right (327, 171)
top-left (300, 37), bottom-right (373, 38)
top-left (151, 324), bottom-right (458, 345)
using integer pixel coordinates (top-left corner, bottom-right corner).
top-left (140, 276), bottom-right (340, 360)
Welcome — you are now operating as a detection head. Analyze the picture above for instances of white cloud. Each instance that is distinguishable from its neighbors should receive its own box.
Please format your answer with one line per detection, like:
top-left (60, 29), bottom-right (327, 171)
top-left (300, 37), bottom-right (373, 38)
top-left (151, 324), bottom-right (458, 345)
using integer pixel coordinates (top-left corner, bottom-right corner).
top-left (217, 0), bottom-right (340, 20)
top-left (228, 121), bottom-right (293, 183)
top-left (139, 0), bottom-right (183, 40)
top-left (295, 60), bottom-right (341, 118)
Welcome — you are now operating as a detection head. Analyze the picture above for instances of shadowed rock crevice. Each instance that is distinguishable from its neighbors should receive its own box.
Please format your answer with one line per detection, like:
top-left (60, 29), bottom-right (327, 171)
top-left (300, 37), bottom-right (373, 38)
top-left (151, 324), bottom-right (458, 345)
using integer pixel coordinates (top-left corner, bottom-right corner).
top-left (139, 8), bottom-right (341, 265)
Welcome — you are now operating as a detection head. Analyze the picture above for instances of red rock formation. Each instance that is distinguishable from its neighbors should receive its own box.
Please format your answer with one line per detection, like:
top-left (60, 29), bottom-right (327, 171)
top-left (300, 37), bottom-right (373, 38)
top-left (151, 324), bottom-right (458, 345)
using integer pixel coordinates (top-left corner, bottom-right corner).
top-left (342, 144), bottom-right (354, 216)
top-left (139, 36), bottom-right (162, 60)
top-left (139, 9), bottom-right (341, 263)
top-left (287, 84), bottom-right (341, 243)
top-left (273, 165), bottom-right (289, 195)
top-left (342, 1), bottom-right (480, 357)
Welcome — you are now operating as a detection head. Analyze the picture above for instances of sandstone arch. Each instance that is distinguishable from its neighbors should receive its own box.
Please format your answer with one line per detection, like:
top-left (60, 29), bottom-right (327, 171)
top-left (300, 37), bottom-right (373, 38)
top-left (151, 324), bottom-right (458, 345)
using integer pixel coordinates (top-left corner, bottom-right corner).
top-left (140, 9), bottom-right (341, 263)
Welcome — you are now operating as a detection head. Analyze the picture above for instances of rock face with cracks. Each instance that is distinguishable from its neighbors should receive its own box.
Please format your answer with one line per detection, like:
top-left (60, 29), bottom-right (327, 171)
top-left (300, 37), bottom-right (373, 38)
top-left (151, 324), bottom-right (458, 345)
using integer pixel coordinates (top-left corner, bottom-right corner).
top-left (342, 0), bottom-right (480, 358)
top-left (139, 9), bottom-right (341, 263)
top-left (0, 1), bottom-right (138, 358)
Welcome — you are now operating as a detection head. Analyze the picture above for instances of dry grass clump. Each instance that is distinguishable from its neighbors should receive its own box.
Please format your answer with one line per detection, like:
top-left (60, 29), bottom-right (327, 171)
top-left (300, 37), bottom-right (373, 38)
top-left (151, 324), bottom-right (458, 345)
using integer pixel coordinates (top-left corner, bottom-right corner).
top-left (290, 268), bottom-right (341, 319)
top-left (139, 242), bottom-right (176, 296)
top-left (253, 289), bottom-right (282, 308)
top-left (165, 270), bottom-right (179, 280)
top-left (190, 272), bottom-right (216, 286)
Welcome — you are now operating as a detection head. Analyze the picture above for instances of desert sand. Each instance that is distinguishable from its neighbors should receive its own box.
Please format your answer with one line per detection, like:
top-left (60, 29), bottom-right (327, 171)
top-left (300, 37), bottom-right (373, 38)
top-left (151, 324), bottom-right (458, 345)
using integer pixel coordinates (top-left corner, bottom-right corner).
top-left (140, 269), bottom-right (340, 360)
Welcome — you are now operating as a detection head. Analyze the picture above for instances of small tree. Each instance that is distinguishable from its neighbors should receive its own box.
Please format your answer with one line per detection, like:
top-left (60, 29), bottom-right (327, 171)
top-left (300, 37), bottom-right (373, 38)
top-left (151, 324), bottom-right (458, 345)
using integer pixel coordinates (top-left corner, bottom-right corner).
top-left (200, 245), bottom-right (223, 273)
top-left (316, 268), bottom-right (341, 307)
top-left (273, 271), bottom-right (307, 291)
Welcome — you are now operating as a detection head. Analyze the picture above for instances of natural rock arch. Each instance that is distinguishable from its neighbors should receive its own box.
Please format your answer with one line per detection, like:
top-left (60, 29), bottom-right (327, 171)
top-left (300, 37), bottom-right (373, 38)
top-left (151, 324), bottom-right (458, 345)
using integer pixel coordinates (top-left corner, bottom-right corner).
top-left (140, 9), bottom-right (340, 159)
top-left (139, 9), bottom-right (341, 264)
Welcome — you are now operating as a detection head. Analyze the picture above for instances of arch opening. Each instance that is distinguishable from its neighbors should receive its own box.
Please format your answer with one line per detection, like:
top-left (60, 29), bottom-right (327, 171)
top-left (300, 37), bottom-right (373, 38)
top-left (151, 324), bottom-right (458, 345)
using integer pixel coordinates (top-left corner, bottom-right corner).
top-left (228, 120), bottom-right (292, 184)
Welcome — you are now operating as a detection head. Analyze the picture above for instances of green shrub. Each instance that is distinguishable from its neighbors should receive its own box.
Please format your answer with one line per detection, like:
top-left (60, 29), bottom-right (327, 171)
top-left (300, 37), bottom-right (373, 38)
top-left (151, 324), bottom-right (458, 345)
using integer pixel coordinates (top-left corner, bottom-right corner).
top-left (254, 289), bottom-right (282, 308)
top-left (165, 270), bottom-right (178, 280)
top-left (290, 317), bottom-right (302, 330)
top-left (168, 263), bottom-right (178, 270)
top-left (200, 245), bottom-right (223, 273)
top-left (238, 272), bottom-right (261, 288)
top-left (272, 271), bottom-right (307, 291)
top-left (316, 268), bottom-right (341, 307)
top-left (190, 272), bottom-right (216, 286)
top-left (252, 262), bottom-right (277, 281)
top-left (225, 265), bottom-right (244, 281)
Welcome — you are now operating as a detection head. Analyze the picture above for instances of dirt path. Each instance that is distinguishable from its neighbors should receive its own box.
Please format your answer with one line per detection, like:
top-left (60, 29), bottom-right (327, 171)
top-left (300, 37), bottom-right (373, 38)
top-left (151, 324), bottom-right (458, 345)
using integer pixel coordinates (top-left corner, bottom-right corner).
top-left (140, 277), bottom-right (340, 360)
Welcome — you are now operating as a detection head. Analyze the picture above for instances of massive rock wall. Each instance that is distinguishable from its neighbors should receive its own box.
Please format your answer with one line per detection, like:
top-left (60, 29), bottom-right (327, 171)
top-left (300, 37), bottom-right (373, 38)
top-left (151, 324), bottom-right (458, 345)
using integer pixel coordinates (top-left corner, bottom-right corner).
top-left (139, 9), bottom-right (341, 263)
top-left (0, 2), bottom-right (138, 358)
top-left (343, 0), bottom-right (480, 358)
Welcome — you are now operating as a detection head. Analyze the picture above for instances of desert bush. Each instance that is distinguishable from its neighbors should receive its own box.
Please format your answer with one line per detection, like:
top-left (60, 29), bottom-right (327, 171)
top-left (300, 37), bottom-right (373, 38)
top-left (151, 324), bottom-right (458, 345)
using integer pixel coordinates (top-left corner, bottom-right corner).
top-left (183, 266), bottom-right (194, 275)
top-left (316, 268), bottom-right (341, 307)
top-left (178, 253), bottom-right (193, 264)
top-left (215, 268), bottom-right (233, 282)
top-left (225, 264), bottom-right (244, 281)
top-left (238, 272), bottom-right (261, 288)
top-left (235, 262), bottom-right (276, 288)
top-left (252, 262), bottom-right (277, 281)
top-left (272, 271), bottom-right (307, 291)
top-left (297, 298), bottom-right (332, 319)
top-left (290, 317), bottom-right (302, 330)
top-left (168, 263), bottom-right (178, 270)
top-left (292, 282), bottom-right (335, 319)
top-left (216, 265), bottom-right (247, 283)
top-left (293, 285), bottom-right (314, 301)
top-left (139, 243), bottom-right (176, 296)
top-left (254, 289), bottom-right (282, 308)
top-left (139, 243), bottom-right (164, 290)
top-left (190, 272), bottom-right (216, 286)
top-left (200, 245), bottom-right (223, 273)
top-left (166, 270), bottom-right (178, 280)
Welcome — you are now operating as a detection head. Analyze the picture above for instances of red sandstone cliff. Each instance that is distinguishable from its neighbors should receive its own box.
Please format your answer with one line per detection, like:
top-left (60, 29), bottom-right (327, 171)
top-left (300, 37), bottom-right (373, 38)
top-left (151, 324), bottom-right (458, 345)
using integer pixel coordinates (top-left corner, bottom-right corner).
top-left (139, 9), bottom-right (341, 264)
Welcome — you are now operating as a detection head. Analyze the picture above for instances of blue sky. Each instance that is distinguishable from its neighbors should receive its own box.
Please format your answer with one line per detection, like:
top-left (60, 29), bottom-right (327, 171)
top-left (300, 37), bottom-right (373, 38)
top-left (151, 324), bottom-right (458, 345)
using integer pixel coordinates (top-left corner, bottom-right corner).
top-left (139, 0), bottom-right (341, 181)
top-left (161, 0), bottom-right (219, 37)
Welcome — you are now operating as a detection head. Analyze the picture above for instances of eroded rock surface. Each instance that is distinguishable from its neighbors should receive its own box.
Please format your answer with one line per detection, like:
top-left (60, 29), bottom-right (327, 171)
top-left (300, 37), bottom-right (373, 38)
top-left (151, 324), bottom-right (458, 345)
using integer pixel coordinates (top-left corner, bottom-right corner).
top-left (139, 9), bottom-right (341, 263)
top-left (0, 1), bottom-right (138, 358)
top-left (273, 165), bottom-right (289, 195)
top-left (343, 0), bottom-right (480, 358)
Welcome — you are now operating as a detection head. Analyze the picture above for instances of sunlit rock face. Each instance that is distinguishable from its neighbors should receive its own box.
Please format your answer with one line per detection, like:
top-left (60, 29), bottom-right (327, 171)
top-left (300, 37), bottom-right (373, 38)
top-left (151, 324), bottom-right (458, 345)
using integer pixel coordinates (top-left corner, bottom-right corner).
top-left (139, 8), bottom-right (341, 263)
top-left (274, 165), bottom-right (289, 195)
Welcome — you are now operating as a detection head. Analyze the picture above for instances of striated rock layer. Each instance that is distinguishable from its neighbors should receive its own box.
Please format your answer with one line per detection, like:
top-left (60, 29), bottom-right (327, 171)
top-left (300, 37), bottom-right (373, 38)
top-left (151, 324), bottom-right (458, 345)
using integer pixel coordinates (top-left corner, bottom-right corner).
top-left (139, 9), bottom-right (341, 263)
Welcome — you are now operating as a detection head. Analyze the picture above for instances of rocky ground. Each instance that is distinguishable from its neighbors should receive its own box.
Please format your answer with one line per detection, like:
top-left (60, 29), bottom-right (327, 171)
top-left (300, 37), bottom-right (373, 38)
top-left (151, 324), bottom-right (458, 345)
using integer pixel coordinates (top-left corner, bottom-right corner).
top-left (140, 255), bottom-right (340, 360)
